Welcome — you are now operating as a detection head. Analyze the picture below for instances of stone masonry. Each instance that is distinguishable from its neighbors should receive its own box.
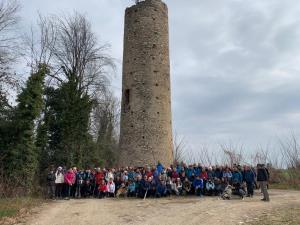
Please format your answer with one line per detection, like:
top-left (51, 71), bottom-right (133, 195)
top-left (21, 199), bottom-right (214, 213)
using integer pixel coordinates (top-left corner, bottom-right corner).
top-left (119, 0), bottom-right (173, 167)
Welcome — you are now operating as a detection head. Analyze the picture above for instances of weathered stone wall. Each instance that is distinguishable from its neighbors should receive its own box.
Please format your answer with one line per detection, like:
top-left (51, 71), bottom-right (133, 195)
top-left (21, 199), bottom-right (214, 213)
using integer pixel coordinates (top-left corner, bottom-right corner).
top-left (119, 0), bottom-right (173, 167)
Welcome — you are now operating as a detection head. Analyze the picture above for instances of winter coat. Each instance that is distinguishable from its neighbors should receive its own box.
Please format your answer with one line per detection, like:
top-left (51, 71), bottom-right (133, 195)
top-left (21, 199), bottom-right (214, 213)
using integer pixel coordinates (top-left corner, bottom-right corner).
top-left (55, 171), bottom-right (65, 184)
top-left (223, 171), bottom-right (232, 179)
top-left (200, 171), bottom-right (208, 180)
top-left (206, 181), bottom-right (215, 190)
top-left (193, 167), bottom-right (201, 177)
top-left (47, 172), bottom-right (56, 186)
top-left (193, 179), bottom-right (203, 189)
top-left (232, 171), bottom-right (243, 184)
top-left (207, 171), bottom-right (215, 179)
top-left (257, 168), bottom-right (269, 182)
top-left (76, 172), bottom-right (85, 185)
top-left (214, 169), bottom-right (223, 179)
top-left (156, 163), bottom-right (164, 174)
top-left (244, 170), bottom-right (255, 183)
top-left (107, 181), bottom-right (115, 193)
top-left (99, 183), bottom-right (108, 192)
top-left (185, 168), bottom-right (193, 178)
top-left (64, 171), bottom-right (75, 185)
top-left (95, 172), bottom-right (104, 185)
top-left (156, 180), bottom-right (166, 195)
top-left (128, 182), bottom-right (136, 192)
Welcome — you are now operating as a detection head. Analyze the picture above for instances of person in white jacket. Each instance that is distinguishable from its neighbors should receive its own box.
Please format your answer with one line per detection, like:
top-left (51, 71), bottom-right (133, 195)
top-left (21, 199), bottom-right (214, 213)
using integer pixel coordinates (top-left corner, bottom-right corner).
top-left (55, 166), bottom-right (65, 198)
top-left (107, 178), bottom-right (115, 197)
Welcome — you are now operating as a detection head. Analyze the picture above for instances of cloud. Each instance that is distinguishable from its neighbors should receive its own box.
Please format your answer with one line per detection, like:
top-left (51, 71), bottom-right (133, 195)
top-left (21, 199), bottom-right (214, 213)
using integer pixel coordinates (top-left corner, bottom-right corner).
top-left (19, 0), bottom-right (300, 157)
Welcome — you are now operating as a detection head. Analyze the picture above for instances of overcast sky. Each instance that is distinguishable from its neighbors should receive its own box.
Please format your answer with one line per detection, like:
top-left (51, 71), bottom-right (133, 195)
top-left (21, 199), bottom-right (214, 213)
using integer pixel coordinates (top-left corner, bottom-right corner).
top-left (19, 0), bottom-right (300, 160)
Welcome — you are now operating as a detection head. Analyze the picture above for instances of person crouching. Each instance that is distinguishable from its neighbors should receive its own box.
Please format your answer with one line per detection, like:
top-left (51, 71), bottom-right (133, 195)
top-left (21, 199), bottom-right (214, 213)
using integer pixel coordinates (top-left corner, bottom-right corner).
top-left (98, 179), bottom-right (107, 199)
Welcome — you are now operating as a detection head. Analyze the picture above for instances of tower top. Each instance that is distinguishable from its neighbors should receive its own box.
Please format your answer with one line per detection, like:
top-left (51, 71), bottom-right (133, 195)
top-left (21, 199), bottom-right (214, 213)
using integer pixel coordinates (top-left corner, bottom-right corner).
top-left (134, 0), bottom-right (163, 5)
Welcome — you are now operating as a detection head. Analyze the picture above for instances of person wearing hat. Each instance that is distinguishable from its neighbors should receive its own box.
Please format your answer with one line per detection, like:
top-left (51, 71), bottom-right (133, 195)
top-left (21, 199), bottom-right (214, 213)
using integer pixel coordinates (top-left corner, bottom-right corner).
top-left (55, 166), bottom-right (64, 199)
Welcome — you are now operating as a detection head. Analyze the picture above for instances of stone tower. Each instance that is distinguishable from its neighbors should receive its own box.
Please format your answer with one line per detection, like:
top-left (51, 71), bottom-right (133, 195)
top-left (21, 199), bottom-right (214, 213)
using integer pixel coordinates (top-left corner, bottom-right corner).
top-left (119, 0), bottom-right (173, 167)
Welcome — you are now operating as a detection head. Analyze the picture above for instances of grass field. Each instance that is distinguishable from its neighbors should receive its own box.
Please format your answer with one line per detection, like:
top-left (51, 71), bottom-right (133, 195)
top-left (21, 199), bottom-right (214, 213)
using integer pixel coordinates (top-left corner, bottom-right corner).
top-left (0, 197), bottom-right (44, 219)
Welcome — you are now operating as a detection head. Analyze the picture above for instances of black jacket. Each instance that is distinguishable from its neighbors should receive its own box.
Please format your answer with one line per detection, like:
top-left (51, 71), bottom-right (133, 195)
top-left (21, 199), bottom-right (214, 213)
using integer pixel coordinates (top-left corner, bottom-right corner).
top-left (257, 168), bottom-right (269, 182)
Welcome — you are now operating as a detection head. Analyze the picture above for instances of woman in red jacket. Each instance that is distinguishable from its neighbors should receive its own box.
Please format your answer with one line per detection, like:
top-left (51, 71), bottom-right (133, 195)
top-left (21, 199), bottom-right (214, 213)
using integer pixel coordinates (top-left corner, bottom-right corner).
top-left (200, 168), bottom-right (208, 194)
top-left (98, 179), bottom-right (108, 199)
top-left (64, 168), bottom-right (75, 200)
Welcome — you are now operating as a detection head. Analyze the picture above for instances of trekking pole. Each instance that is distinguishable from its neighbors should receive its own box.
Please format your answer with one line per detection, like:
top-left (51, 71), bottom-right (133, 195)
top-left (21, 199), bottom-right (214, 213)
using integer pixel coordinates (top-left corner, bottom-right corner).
top-left (143, 188), bottom-right (148, 201)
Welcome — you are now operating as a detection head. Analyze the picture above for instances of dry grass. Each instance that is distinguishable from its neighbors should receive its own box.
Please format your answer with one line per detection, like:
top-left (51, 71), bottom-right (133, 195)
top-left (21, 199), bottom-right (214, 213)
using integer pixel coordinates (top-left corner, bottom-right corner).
top-left (0, 197), bottom-right (45, 224)
top-left (247, 205), bottom-right (300, 225)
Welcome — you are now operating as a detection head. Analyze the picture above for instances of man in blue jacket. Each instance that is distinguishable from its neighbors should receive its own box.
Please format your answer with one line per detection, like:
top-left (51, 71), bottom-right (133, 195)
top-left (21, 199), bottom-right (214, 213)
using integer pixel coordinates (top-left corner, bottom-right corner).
top-left (244, 165), bottom-right (255, 197)
top-left (193, 176), bottom-right (203, 197)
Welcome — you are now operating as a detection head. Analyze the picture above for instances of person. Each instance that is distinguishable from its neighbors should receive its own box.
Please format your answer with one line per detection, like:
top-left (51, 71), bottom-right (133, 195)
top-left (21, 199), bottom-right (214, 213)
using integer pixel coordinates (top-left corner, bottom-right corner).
top-left (257, 164), bottom-right (270, 201)
top-left (222, 167), bottom-right (232, 184)
top-left (183, 177), bottom-right (192, 195)
top-left (94, 168), bottom-right (104, 197)
top-left (107, 178), bottom-right (115, 197)
top-left (231, 167), bottom-right (245, 199)
top-left (75, 169), bottom-right (85, 198)
top-left (206, 179), bottom-right (215, 196)
top-left (140, 175), bottom-right (150, 198)
top-left (46, 167), bottom-right (56, 199)
top-left (193, 176), bottom-right (203, 197)
top-left (213, 177), bottom-right (223, 196)
top-left (98, 179), bottom-right (107, 198)
top-left (127, 180), bottom-right (136, 197)
top-left (244, 165), bottom-right (255, 197)
top-left (71, 167), bottom-right (77, 197)
top-left (55, 166), bottom-right (64, 199)
top-left (155, 177), bottom-right (166, 198)
top-left (165, 176), bottom-right (173, 196)
top-left (64, 168), bottom-right (75, 200)
top-left (83, 169), bottom-right (93, 197)
top-left (175, 178), bottom-right (183, 195)
top-left (171, 178), bottom-right (180, 196)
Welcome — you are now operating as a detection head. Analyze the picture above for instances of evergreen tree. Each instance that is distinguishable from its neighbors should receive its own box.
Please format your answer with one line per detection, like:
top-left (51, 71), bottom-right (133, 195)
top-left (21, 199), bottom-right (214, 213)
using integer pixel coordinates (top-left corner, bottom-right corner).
top-left (3, 64), bottom-right (47, 193)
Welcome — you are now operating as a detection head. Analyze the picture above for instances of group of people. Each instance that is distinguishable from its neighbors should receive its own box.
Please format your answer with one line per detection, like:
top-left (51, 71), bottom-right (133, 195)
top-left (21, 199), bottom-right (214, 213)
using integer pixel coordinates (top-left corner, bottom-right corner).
top-left (46, 162), bottom-right (270, 201)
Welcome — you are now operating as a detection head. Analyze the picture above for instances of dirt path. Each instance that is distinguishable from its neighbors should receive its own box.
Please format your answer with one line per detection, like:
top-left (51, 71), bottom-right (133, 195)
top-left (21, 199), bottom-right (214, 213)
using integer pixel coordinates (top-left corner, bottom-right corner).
top-left (21, 190), bottom-right (300, 225)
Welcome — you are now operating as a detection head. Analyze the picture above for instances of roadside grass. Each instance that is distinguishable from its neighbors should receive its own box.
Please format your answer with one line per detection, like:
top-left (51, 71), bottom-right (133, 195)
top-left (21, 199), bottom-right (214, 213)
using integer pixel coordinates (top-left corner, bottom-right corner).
top-left (247, 206), bottom-right (300, 225)
top-left (270, 183), bottom-right (300, 190)
top-left (0, 197), bottom-right (44, 220)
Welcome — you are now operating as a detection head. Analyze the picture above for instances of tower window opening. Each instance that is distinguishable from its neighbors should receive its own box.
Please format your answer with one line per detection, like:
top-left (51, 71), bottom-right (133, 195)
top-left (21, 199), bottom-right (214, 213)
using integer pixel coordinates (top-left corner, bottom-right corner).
top-left (124, 89), bottom-right (130, 113)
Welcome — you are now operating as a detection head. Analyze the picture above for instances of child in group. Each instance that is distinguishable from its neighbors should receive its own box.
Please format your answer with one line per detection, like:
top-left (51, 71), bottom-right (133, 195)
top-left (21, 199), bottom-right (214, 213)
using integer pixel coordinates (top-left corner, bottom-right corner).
top-left (98, 179), bottom-right (108, 199)
top-left (107, 178), bottom-right (115, 197)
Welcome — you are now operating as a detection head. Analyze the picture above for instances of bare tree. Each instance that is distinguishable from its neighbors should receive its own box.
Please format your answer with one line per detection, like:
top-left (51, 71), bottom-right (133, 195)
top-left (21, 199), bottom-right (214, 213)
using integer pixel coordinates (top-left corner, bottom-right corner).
top-left (50, 12), bottom-right (114, 95)
top-left (90, 90), bottom-right (120, 165)
top-left (173, 132), bottom-right (187, 164)
top-left (26, 12), bottom-right (115, 95)
top-left (279, 132), bottom-right (300, 169)
top-left (0, 0), bottom-right (20, 96)
top-left (219, 141), bottom-right (245, 167)
top-left (91, 91), bottom-right (120, 141)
